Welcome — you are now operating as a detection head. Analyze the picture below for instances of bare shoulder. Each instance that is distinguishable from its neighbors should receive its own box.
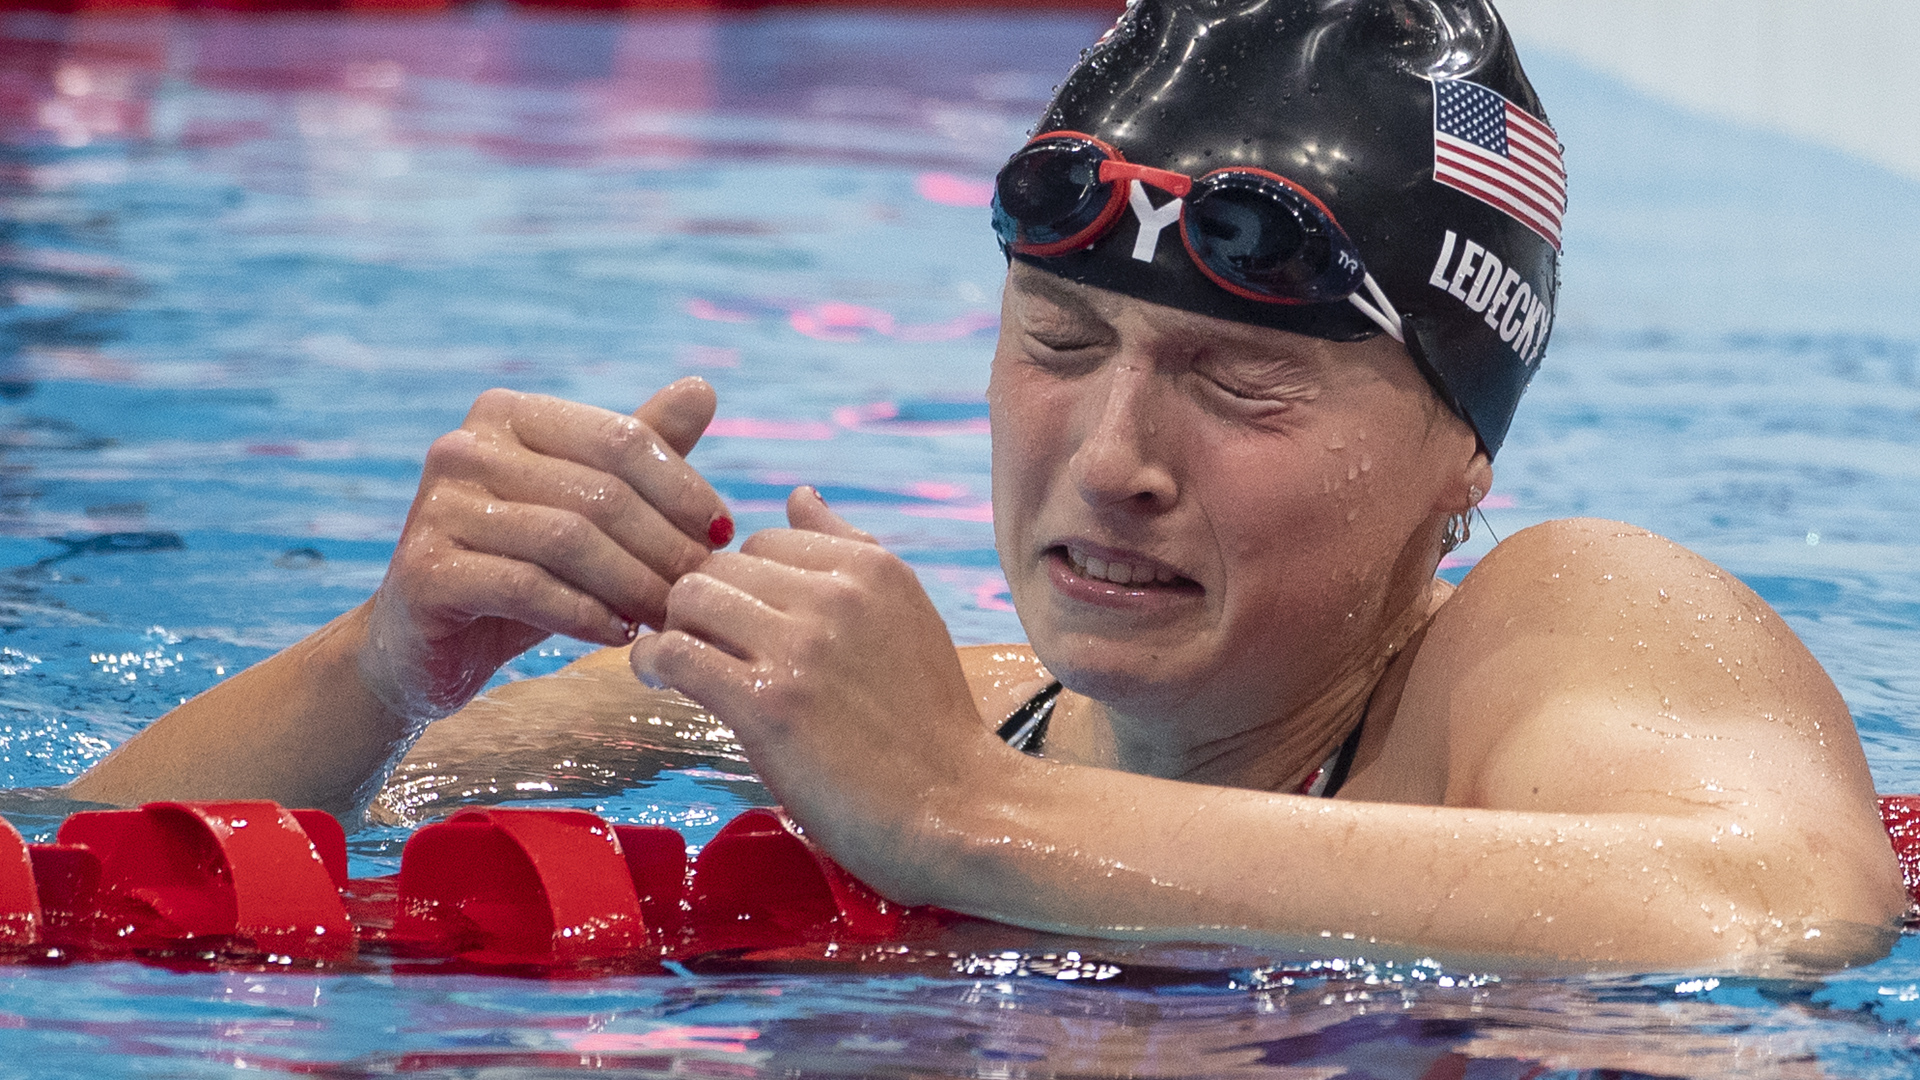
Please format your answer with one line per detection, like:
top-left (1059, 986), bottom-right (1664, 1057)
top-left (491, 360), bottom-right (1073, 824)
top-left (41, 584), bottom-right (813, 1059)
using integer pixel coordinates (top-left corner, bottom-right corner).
top-left (957, 644), bottom-right (1052, 729)
top-left (1400, 517), bottom-right (1885, 829)
top-left (1385, 517), bottom-right (1906, 931)
top-left (1431, 517), bottom-right (1807, 667)
top-left (1420, 517), bottom-right (1839, 736)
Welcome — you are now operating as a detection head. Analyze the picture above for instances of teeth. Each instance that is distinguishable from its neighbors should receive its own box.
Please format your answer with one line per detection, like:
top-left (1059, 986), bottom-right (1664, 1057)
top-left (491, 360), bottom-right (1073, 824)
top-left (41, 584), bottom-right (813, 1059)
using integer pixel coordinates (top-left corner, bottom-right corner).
top-left (1067, 547), bottom-right (1174, 587)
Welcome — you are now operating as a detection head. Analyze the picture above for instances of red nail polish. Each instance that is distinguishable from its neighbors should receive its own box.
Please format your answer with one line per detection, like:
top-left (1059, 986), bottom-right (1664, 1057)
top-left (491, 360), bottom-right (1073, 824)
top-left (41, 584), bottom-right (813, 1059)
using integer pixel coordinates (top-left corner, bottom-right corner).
top-left (708, 515), bottom-right (735, 547)
top-left (809, 486), bottom-right (826, 507)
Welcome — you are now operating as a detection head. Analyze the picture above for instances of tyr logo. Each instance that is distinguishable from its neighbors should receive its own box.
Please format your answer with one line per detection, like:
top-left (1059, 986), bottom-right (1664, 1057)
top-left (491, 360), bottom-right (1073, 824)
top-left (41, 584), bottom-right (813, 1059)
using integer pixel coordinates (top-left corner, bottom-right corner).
top-left (1128, 184), bottom-right (1183, 262)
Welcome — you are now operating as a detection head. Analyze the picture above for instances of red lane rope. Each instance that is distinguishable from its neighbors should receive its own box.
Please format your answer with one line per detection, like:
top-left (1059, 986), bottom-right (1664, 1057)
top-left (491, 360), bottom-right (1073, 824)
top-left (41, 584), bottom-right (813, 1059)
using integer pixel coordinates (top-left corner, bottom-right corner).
top-left (1, 798), bottom-right (1912, 974)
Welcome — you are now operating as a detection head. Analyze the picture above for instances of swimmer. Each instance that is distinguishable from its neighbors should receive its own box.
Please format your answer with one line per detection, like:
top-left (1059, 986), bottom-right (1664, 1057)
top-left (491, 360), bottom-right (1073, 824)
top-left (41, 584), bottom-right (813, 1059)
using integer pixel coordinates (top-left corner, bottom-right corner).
top-left (61, 0), bottom-right (1905, 969)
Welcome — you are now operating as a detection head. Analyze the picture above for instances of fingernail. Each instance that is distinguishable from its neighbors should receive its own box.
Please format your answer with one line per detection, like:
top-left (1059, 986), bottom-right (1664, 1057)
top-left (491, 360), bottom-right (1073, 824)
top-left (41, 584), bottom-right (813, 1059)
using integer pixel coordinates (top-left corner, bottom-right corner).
top-left (808, 485), bottom-right (826, 507)
top-left (637, 669), bottom-right (666, 690)
top-left (708, 514), bottom-right (735, 547)
top-left (615, 617), bottom-right (639, 642)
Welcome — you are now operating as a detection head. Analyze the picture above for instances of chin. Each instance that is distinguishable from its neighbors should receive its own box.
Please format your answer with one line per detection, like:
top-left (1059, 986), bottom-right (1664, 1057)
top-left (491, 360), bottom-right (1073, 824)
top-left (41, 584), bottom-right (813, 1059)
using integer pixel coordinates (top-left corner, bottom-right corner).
top-left (1029, 631), bottom-right (1210, 711)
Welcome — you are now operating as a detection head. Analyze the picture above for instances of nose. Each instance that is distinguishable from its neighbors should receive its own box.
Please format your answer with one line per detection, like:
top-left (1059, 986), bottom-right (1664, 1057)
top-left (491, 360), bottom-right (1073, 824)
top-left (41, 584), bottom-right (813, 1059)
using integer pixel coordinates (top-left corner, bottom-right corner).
top-left (1068, 360), bottom-right (1178, 513)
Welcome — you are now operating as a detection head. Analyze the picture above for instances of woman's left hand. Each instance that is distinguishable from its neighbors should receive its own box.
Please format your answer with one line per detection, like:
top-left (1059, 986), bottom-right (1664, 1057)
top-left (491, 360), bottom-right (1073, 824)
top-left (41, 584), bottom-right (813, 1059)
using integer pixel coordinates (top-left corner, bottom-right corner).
top-left (628, 486), bottom-right (1011, 902)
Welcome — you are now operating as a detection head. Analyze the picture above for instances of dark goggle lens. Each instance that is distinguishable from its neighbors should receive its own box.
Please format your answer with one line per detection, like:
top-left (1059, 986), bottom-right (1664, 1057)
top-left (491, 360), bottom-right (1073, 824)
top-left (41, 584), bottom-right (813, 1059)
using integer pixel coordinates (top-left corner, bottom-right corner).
top-left (1183, 173), bottom-right (1366, 303)
top-left (991, 140), bottom-right (1114, 250)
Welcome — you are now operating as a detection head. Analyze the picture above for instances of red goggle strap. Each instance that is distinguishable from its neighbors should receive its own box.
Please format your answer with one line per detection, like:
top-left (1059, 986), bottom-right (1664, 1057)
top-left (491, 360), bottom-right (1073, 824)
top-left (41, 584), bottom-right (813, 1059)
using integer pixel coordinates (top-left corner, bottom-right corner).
top-left (1097, 160), bottom-right (1193, 199)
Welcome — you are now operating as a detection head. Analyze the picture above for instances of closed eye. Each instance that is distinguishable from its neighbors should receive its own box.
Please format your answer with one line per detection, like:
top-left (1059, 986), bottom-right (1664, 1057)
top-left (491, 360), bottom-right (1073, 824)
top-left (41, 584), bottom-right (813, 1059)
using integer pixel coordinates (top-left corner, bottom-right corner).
top-left (1017, 307), bottom-right (1115, 374)
top-left (1196, 359), bottom-right (1319, 406)
top-left (1023, 333), bottom-right (1108, 378)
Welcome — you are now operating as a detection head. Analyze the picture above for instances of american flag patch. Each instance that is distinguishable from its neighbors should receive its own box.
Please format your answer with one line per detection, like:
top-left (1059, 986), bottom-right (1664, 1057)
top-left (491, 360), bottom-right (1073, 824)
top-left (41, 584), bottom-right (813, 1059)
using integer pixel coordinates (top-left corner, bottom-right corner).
top-left (1432, 78), bottom-right (1567, 250)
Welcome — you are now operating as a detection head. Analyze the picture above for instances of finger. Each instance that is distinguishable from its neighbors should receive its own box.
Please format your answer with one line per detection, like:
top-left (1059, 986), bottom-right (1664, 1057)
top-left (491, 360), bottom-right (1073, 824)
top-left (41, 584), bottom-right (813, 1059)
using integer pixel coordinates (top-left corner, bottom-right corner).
top-left (632, 377), bottom-right (717, 460)
top-left (436, 488), bottom-right (674, 627)
top-left (738, 525), bottom-right (882, 573)
top-left (630, 629), bottom-right (745, 698)
top-left (465, 389), bottom-right (730, 549)
top-left (661, 572), bottom-right (788, 663)
top-left (408, 548), bottom-right (638, 647)
top-left (687, 550), bottom-right (817, 609)
top-left (428, 430), bottom-right (711, 589)
top-left (786, 485), bottom-right (878, 543)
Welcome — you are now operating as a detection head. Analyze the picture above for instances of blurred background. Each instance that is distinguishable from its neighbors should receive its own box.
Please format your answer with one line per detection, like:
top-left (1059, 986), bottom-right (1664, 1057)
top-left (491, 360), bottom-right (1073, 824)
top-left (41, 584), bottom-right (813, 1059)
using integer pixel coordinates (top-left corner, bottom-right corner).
top-left (1502, 0), bottom-right (1920, 181)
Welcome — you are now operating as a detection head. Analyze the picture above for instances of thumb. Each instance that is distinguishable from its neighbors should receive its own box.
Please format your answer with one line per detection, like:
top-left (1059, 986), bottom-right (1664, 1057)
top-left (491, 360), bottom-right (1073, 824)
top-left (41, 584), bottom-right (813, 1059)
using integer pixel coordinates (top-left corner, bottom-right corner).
top-left (786, 486), bottom-right (877, 544)
top-left (633, 377), bottom-right (718, 459)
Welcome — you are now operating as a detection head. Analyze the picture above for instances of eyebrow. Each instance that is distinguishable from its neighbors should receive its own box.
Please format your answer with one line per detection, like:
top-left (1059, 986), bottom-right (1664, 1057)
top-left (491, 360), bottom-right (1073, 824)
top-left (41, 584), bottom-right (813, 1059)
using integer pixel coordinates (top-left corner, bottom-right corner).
top-left (1008, 266), bottom-right (1107, 323)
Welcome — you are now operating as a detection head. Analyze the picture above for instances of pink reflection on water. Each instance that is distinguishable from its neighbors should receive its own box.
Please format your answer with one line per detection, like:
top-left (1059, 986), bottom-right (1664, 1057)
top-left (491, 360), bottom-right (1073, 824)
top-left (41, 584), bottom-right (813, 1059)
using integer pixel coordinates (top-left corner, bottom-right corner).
top-left (833, 403), bottom-right (993, 437)
top-left (914, 170), bottom-right (993, 207)
top-left (902, 501), bottom-right (993, 523)
top-left (789, 300), bottom-right (895, 342)
top-left (688, 295), bottom-right (994, 343)
top-left (705, 417), bottom-right (835, 440)
top-left (685, 298), bottom-right (756, 323)
top-left (893, 310), bottom-right (998, 342)
top-left (930, 567), bottom-right (1014, 612)
top-left (906, 481), bottom-right (968, 501)
top-left (565, 1026), bottom-right (760, 1055)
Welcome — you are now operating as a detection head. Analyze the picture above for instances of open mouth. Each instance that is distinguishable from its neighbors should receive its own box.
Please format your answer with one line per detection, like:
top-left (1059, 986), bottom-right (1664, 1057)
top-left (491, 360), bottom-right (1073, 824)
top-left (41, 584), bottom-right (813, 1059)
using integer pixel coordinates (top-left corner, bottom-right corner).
top-left (1053, 545), bottom-right (1201, 592)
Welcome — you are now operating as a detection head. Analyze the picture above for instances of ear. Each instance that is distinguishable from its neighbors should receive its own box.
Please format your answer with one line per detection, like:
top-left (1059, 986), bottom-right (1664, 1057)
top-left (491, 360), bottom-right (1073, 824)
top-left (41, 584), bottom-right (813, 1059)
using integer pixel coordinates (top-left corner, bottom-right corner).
top-left (1425, 406), bottom-right (1493, 518)
top-left (1461, 448), bottom-right (1494, 514)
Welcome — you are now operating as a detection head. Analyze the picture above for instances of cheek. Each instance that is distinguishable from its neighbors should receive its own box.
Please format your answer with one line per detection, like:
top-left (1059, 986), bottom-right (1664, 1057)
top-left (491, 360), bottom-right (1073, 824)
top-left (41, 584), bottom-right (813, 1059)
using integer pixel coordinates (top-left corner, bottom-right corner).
top-left (1201, 435), bottom-right (1412, 599)
top-left (987, 362), bottom-right (1065, 538)
top-left (1204, 443), bottom-right (1338, 573)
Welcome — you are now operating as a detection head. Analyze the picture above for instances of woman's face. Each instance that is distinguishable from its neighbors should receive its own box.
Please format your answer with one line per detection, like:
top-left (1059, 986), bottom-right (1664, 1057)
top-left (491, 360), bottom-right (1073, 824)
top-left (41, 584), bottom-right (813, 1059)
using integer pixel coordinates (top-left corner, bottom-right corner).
top-left (988, 264), bottom-right (1488, 727)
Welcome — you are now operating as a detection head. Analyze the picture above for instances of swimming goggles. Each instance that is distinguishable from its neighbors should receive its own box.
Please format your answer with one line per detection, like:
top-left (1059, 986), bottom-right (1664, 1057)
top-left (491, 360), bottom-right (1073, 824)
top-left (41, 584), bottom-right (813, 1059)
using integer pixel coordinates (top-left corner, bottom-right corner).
top-left (991, 131), bottom-right (1404, 342)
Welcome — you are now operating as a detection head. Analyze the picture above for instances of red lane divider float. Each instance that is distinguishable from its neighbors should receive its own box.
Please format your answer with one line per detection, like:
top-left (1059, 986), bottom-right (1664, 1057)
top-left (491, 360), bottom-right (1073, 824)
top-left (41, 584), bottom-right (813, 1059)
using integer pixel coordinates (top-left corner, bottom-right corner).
top-left (49, 802), bottom-right (352, 959)
top-left (1879, 795), bottom-right (1920, 903)
top-left (0, 800), bottom-right (962, 972)
top-left (0, 797), bottom-right (1913, 973)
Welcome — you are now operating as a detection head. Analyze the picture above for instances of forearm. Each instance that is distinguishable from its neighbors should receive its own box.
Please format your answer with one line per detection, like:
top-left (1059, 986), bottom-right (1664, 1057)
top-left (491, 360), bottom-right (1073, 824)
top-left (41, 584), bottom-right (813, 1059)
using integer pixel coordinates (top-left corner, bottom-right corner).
top-left (391, 646), bottom-right (727, 776)
top-left (64, 602), bottom-right (413, 821)
top-left (906, 756), bottom-right (1894, 970)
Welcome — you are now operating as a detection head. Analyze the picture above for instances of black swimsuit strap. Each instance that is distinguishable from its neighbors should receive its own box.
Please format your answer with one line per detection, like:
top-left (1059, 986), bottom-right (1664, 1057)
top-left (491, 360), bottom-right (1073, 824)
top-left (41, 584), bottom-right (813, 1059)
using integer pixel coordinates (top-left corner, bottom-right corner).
top-left (1319, 711), bottom-right (1366, 798)
top-left (995, 678), bottom-right (1369, 798)
top-left (1321, 670), bottom-right (1393, 798)
top-left (997, 680), bottom-right (1064, 756)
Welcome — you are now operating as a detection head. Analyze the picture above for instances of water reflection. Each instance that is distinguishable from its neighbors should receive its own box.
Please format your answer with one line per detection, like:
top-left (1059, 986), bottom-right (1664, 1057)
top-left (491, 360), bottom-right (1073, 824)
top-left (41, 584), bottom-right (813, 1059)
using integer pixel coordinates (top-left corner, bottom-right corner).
top-left (0, 8), bottom-right (1914, 1079)
top-left (3, 959), bottom-right (1912, 1077)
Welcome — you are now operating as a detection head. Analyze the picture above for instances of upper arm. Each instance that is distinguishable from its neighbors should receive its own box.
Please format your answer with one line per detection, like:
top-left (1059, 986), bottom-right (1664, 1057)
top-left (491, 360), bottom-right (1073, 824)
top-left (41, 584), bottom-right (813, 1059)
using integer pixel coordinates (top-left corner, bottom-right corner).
top-left (399, 644), bottom-right (719, 767)
top-left (1406, 519), bottom-right (1899, 913)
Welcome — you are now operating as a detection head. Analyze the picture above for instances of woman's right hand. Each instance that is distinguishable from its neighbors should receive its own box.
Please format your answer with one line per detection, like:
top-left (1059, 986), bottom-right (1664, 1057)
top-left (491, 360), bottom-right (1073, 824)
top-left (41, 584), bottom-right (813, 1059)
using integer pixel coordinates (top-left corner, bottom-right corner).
top-left (356, 378), bottom-right (731, 726)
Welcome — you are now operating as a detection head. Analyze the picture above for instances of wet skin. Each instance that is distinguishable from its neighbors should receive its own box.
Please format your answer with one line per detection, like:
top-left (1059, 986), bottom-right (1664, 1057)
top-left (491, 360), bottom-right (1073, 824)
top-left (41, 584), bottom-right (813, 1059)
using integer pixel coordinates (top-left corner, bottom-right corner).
top-left (985, 263), bottom-right (1484, 789)
top-left (65, 268), bottom-right (1907, 971)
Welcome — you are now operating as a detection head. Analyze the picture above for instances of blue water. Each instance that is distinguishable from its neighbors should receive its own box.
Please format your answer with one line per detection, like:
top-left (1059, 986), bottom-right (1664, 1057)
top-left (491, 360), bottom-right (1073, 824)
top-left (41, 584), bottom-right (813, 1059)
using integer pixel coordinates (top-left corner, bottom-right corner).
top-left (0, 8), bottom-right (1916, 1077)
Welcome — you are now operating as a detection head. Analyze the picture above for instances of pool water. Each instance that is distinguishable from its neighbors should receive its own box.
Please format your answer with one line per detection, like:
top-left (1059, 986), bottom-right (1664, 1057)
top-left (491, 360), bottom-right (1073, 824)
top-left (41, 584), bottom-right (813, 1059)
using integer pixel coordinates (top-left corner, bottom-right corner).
top-left (0, 8), bottom-right (1916, 1077)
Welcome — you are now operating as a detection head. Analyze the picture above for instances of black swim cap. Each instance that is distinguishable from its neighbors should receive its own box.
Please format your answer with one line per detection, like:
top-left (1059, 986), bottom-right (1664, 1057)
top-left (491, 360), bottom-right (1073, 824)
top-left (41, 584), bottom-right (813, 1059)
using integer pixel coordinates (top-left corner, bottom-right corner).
top-left (1002, 0), bottom-right (1564, 456)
